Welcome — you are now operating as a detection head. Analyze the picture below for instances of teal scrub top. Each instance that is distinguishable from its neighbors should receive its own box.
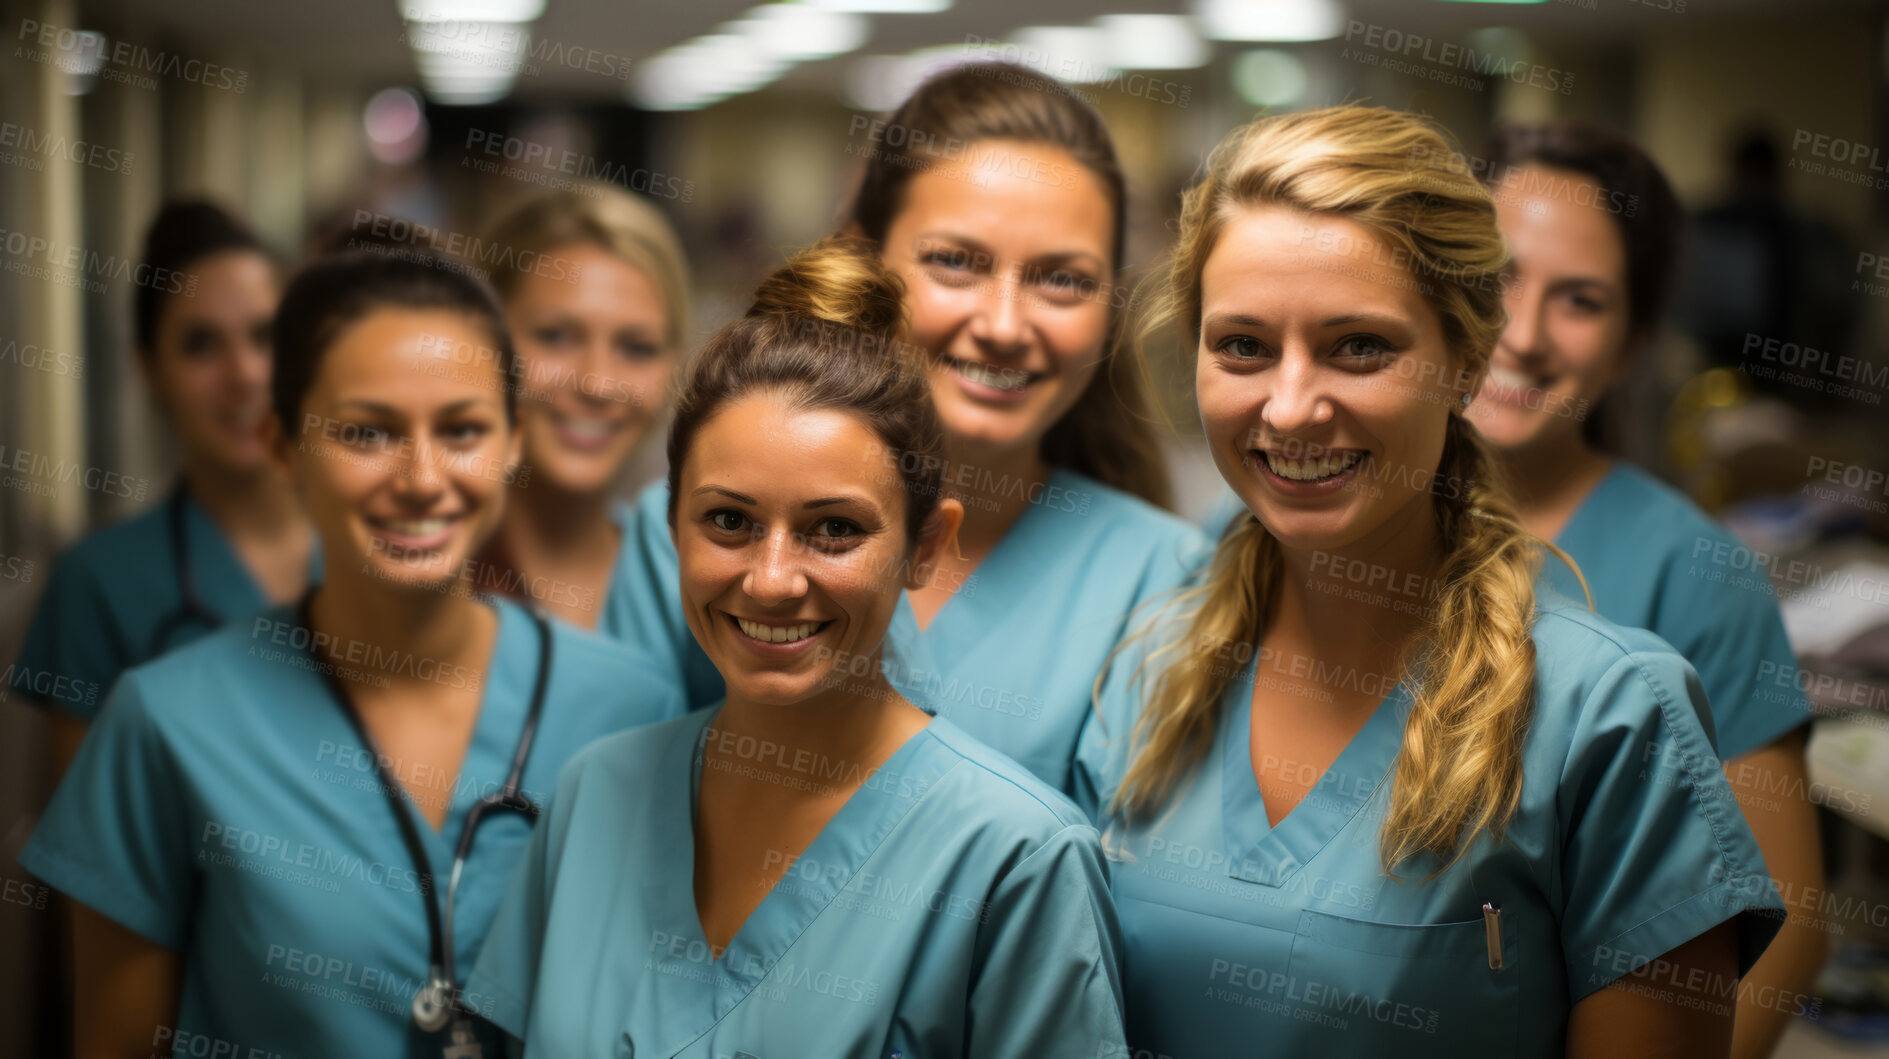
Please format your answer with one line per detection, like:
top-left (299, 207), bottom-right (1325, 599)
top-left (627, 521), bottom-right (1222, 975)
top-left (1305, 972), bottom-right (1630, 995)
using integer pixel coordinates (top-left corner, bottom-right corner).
top-left (1548, 463), bottom-right (1812, 760)
top-left (466, 706), bottom-right (1128, 1057)
top-left (603, 471), bottom-right (1208, 792)
top-left (10, 487), bottom-right (320, 721)
top-left (20, 596), bottom-right (686, 1059)
top-left (1074, 597), bottom-right (1786, 1057)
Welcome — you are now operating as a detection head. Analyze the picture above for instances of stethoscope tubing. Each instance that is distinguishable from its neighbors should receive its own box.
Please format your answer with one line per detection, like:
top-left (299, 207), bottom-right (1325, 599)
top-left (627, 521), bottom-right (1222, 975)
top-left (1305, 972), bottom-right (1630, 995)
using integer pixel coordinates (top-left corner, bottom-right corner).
top-left (293, 588), bottom-right (551, 1035)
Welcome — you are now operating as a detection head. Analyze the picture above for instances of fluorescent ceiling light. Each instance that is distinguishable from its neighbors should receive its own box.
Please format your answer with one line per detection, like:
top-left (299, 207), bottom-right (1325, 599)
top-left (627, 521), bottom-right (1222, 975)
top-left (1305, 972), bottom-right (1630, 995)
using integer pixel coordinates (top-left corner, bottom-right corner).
top-left (1097, 14), bottom-right (1208, 70)
top-left (407, 20), bottom-right (530, 58)
top-left (1196, 0), bottom-right (1346, 42)
top-left (1232, 48), bottom-right (1307, 106)
top-left (400, 0), bottom-right (545, 22)
top-left (1011, 25), bottom-right (1112, 84)
top-left (803, 0), bottom-right (951, 13)
top-left (736, 4), bottom-right (869, 60)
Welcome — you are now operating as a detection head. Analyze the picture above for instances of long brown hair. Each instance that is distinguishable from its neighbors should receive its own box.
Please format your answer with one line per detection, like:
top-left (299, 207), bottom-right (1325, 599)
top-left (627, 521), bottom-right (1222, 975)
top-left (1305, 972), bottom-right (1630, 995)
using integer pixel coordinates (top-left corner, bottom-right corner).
top-left (846, 61), bottom-right (1169, 507)
top-left (1116, 106), bottom-right (1546, 873)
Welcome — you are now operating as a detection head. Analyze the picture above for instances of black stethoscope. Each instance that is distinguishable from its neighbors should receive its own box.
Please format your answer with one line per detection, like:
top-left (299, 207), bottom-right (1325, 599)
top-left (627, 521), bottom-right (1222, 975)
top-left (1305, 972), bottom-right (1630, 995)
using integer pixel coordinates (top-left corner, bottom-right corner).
top-left (147, 483), bottom-right (224, 658)
top-left (294, 588), bottom-right (552, 1055)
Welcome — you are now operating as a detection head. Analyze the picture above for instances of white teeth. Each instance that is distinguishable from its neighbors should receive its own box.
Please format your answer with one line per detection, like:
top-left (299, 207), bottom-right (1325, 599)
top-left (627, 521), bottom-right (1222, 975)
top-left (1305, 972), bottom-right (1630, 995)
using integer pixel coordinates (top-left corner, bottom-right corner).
top-left (384, 518), bottom-right (450, 537)
top-left (555, 415), bottom-right (617, 442)
top-left (736, 618), bottom-right (820, 644)
top-left (1263, 450), bottom-right (1364, 482)
top-left (1486, 366), bottom-right (1539, 393)
top-left (953, 359), bottom-right (1033, 392)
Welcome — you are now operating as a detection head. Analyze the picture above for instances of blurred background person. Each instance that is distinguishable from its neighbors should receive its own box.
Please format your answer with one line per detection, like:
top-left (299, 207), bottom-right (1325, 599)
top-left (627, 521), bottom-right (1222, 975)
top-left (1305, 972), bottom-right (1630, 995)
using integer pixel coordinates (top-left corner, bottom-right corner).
top-left (1472, 119), bottom-right (1826, 1059)
top-left (15, 199), bottom-right (315, 778)
top-left (473, 185), bottom-right (692, 633)
top-left (21, 251), bottom-right (685, 1058)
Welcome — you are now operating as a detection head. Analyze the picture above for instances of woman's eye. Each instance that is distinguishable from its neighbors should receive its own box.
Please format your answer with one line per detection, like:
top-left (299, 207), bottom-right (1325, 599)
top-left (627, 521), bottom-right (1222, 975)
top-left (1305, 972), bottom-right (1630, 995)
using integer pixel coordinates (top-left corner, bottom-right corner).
top-left (816, 518), bottom-right (860, 539)
top-left (346, 425), bottom-right (393, 449)
top-left (1215, 336), bottom-right (1266, 360)
top-left (532, 325), bottom-right (577, 349)
top-left (1036, 269), bottom-right (1097, 300)
top-left (441, 421), bottom-right (491, 445)
top-left (616, 338), bottom-right (661, 360)
top-left (1336, 335), bottom-right (1391, 359)
top-left (181, 327), bottom-right (219, 357)
top-left (707, 510), bottom-right (749, 534)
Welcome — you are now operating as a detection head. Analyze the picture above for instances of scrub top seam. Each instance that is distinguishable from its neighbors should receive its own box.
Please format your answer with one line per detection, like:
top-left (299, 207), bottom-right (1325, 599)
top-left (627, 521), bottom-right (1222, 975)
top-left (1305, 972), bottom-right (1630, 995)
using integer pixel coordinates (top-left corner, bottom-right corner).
top-left (927, 725), bottom-right (1090, 830)
top-left (18, 837), bottom-right (186, 950)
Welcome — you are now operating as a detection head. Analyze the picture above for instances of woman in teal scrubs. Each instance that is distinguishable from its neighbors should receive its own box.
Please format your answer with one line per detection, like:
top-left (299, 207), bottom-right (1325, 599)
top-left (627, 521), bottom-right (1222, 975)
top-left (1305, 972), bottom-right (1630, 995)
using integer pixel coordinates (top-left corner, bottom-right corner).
top-left (609, 62), bottom-right (1206, 790)
top-left (22, 252), bottom-right (686, 1058)
top-left (14, 200), bottom-right (316, 773)
top-left (1077, 106), bottom-right (1785, 1057)
top-left (1468, 120), bottom-right (1823, 1055)
top-left (471, 187), bottom-right (693, 634)
top-left (468, 238), bottom-right (1127, 1056)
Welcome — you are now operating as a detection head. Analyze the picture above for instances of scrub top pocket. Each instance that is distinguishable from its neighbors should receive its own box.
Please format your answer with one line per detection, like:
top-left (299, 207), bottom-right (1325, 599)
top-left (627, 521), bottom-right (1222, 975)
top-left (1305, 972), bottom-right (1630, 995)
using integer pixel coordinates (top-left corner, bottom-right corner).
top-left (1284, 909), bottom-right (1518, 1055)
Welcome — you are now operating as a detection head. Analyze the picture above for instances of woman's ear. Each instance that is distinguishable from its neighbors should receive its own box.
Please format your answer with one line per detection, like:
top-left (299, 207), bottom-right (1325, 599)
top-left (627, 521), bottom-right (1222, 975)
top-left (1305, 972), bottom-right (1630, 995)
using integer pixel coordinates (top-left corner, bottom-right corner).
top-left (906, 498), bottom-right (965, 590)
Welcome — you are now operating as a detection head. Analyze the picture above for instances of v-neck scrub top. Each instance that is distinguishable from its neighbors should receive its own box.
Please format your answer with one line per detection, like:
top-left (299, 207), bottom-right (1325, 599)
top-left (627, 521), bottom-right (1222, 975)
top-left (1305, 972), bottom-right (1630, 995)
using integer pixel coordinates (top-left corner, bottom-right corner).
top-left (20, 596), bottom-right (687, 1059)
top-left (1074, 598), bottom-right (1785, 1058)
top-left (603, 470), bottom-right (1207, 793)
top-left (466, 707), bottom-right (1128, 1058)
top-left (12, 488), bottom-right (320, 721)
top-left (1547, 463), bottom-right (1811, 760)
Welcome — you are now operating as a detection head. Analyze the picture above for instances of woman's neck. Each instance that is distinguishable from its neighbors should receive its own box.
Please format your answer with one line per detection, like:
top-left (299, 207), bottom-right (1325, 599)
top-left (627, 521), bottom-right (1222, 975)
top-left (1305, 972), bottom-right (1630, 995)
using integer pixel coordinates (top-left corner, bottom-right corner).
top-left (506, 476), bottom-right (616, 551)
top-left (183, 461), bottom-right (303, 542)
top-left (308, 568), bottom-right (492, 689)
top-left (1496, 438), bottom-right (1613, 541)
top-left (943, 439), bottom-right (1050, 555)
top-left (713, 663), bottom-right (922, 773)
top-left (1272, 496), bottom-right (1447, 679)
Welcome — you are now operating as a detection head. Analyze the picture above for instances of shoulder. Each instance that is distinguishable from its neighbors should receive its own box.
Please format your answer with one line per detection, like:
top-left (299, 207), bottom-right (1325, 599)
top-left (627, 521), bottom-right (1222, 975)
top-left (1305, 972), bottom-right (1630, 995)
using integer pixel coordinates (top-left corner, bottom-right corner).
top-left (921, 718), bottom-right (1096, 836)
top-left (1046, 471), bottom-right (1210, 586)
top-left (1056, 470), bottom-right (1201, 545)
top-left (90, 612), bottom-right (280, 739)
top-left (1527, 601), bottom-right (1713, 761)
top-left (42, 499), bottom-right (171, 591)
top-left (557, 708), bottom-right (709, 794)
top-left (1582, 465), bottom-right (1730, 564)
top-left (502, 598), bottom-right (688, 721)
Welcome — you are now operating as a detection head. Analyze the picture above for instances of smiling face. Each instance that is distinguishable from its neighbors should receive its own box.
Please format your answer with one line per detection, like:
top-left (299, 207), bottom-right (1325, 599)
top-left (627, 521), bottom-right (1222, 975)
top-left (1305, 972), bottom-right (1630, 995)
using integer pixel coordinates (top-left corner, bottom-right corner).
top-left (1197, 206), bottom-right (1471, 554)
top-left (879, 138), bottom-right (1114, 466)
top-left (507, 242), bottom-right (674, 495)
top-left (285, 308), bottom-right (520, 592)
top-left (675, 391), bottom-right (953, 707)
top-left (1468, 164), bottom-right (1631, 458)
top-left (143, 249), bottom-right (280, 476)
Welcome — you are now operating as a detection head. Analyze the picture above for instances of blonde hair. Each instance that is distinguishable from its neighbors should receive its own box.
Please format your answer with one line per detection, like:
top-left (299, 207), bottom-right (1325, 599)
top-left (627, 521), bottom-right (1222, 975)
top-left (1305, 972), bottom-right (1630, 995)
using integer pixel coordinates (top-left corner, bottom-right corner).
top-left (1115, 106), bottom-right (1545, 873)
top-left (480, 184), bottom-right (692, 349)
